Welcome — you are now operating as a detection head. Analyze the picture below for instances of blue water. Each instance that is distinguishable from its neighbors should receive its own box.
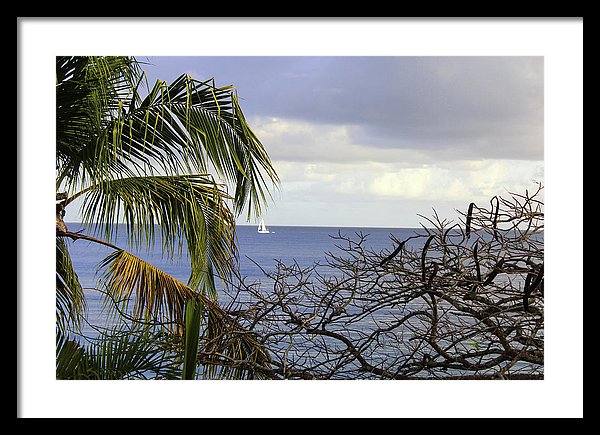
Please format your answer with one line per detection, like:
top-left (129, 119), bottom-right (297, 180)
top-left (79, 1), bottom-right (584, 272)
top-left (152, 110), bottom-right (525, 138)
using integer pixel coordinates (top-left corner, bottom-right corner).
top-left (62, 223), bottom-right (542, 378)
top-left (65, 223), bottom-right (423, 330)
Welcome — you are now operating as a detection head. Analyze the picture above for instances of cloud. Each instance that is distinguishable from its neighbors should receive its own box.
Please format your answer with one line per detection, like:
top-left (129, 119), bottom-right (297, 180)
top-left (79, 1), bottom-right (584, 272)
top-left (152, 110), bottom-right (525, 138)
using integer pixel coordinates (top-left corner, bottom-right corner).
top-left (272, 160), bottom-right (543, 203)
top-left (257, 57), bottom-right (543, 161)
top-left (146, 56), bottom-right (543, 161)
top-left (304, 164), bottom-right (336, 182)
top-left (142, 56), bottom-right (545, 227)
top-left (252, 115), bottom-right (542, 167)
top-left (255, 159), bottom-right (543, 227)
top-left (369, 169), bottom-right (434, 199)
top-left (252, 117), bottom-right (435, 164)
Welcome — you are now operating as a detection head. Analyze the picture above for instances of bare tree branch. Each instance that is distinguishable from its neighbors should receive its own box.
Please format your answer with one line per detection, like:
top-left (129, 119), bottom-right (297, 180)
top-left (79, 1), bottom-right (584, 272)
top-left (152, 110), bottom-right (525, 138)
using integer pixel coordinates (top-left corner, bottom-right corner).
top-left (202, 185), bottom-right (544, 380)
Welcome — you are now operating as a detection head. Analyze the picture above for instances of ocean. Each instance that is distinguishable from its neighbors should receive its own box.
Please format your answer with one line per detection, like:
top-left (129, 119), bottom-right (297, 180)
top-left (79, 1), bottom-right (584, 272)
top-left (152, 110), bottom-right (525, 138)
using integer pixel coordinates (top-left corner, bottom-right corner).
top-left (65, 223), bottom-right (423, 332)
top-left (62, 222), bottom-right (543, 379)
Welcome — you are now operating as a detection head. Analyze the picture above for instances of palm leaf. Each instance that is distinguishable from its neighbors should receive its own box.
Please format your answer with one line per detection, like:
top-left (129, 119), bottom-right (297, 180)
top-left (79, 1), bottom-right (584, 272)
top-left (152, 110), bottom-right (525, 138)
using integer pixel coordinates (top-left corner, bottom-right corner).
top-left (56, 324), bottom-right (180, 380)
top-left (85, 324), bottom-right (180, 380)
top-left (78, 174), bottom-right (236, 294)
top-left (56, 331), bottom-right (88, 379)
top-left (56, 56), bottom-right (141, 191)
top-left (56, 57), bottom-right (279, 379)
top-left (98, 249), bottom-right (196, 326)
top-left (182, 297), bottom-right (203, 380)
top-left (97, 249), bottom-right (272, 378)
top-left (56, 237), bottom-right (86, 333)
top-left (86, 73), bottom-right (279, 219)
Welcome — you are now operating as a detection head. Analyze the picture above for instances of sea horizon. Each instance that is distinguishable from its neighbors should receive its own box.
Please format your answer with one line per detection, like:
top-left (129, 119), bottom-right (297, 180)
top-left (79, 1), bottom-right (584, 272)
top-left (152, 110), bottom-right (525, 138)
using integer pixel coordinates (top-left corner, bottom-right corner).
top-left (65, 221), bottom-right (429, 231)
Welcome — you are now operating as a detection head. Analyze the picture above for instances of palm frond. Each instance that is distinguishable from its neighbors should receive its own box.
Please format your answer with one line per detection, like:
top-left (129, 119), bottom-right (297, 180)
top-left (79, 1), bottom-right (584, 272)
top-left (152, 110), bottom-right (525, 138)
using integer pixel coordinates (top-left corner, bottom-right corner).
top-left (57, 55), bottom-right (279, 220)
top-left (182, 297), bottom-right (203, 380)
top-left (56, 237), bottom-right (86, 333)
top-left (56, 331), bottom-right (88, 379)
top-left (85, 73), bottom-right (278, 218)
top-left (56, 56), bottom-right (279, 379)
top-left (56, 56), bottom-right (142, 191)
top-left (79, 174), bottom-right (236, 294)
top-left (229, 90), bottom-right (280, 219)
top-left (98, 249), bottom-right (196, 327)
top-left (56, 324), bottom-right (180, 380)
top-left (96, 249), bottom-right (272, 378)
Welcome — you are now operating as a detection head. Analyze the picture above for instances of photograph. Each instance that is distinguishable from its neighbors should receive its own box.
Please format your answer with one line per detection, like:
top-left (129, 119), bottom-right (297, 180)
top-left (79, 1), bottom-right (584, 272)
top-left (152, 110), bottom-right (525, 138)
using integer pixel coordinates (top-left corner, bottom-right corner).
top-left (18, 18), bottom-right (583, 419)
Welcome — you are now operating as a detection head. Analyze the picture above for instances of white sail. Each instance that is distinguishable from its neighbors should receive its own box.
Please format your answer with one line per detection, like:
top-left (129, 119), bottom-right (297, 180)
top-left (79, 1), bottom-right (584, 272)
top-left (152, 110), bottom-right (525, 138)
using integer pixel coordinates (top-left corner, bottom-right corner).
top-left (258, 218), bottom-right (270, 234)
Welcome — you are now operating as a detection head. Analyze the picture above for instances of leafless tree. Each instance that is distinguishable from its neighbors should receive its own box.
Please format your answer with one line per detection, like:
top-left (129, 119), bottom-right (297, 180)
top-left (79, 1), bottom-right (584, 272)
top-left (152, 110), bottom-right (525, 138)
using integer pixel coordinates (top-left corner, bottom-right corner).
top-left (193, 185), bottom-right (544, 380)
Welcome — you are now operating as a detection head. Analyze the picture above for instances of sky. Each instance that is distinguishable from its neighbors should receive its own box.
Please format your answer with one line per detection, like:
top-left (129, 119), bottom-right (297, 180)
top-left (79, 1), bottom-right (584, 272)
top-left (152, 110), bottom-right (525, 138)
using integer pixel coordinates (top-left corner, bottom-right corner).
top-left (139, 56), bottom-right (544, 228)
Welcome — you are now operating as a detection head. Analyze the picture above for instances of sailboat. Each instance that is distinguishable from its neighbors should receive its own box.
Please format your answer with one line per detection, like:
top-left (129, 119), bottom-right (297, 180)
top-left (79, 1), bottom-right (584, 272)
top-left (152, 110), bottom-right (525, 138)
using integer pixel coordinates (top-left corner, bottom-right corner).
top-left (257, 218), bottom-right (270, 234)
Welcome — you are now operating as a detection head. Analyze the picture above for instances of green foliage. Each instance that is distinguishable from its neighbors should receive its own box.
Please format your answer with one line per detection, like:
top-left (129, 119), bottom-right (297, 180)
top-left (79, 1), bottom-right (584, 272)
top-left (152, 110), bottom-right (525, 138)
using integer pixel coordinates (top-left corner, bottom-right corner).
top-left (182, 297), bottom-right (203, 380)
top-left (55, 56), bottom-right (278, 379)
top-left (56, 56), bottom-right (140, 191)
top-left (82, 174), bottom-right (236, 294)
top-left (56, 325), bottom-right (180, 380)
top-left (56, 237), bottom-right (85, 333)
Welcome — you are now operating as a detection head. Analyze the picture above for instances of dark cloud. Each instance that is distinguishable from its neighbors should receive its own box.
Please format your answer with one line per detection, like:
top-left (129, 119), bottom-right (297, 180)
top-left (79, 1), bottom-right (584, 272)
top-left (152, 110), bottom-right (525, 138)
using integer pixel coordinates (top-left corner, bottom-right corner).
top-left (144, 56), bottom-right (543, 161)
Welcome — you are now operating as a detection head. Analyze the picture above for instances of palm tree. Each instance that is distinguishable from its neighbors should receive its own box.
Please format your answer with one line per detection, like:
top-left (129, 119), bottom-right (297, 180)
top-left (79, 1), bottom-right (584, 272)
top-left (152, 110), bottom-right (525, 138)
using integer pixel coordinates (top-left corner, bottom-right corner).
top-left (55, 56), bottom-right (278, 379)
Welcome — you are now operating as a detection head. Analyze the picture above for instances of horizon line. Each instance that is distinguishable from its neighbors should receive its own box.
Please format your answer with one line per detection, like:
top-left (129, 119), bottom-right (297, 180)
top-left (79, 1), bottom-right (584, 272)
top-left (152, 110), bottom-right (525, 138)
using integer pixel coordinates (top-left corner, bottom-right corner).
top-left (64, 221), bottom-right (428, 230)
